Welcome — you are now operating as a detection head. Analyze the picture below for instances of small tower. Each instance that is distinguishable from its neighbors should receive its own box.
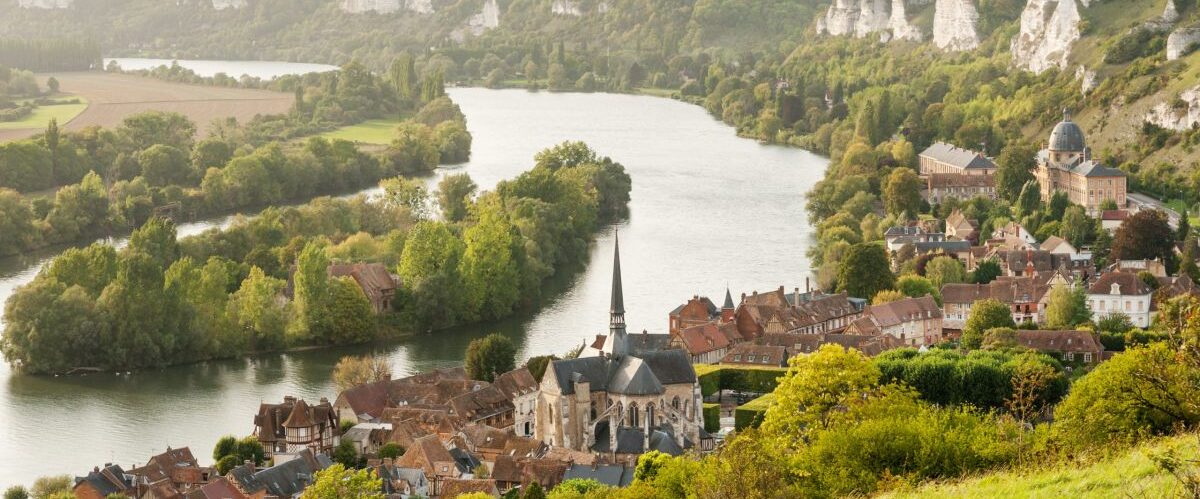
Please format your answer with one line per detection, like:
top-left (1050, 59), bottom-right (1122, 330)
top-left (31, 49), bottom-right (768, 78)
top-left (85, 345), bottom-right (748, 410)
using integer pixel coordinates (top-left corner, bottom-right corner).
top-left (602, 233), bottom-right (629, 359)
top-left (720, 286), bottom-right (735, 323)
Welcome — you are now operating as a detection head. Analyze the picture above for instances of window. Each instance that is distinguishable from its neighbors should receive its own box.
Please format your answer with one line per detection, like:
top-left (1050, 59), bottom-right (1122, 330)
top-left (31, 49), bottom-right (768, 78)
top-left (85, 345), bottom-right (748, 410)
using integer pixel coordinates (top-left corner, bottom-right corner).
top-left (733, 355), bottom-right (741, 361)
top-left (747, 355), bottom-right (756, 362)
top-left (1067, 352), bottom-right (1075, 361)
top-left (1083, 353), bottom-right (1093, 363)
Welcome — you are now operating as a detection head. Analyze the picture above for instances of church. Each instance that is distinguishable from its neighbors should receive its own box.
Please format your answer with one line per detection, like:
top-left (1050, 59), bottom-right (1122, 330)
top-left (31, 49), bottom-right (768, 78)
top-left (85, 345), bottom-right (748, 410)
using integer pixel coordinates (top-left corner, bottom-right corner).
top-left (1034, 110), bottom-right (1127, 214)
top-left (534, 236), bottom-right (706, 459)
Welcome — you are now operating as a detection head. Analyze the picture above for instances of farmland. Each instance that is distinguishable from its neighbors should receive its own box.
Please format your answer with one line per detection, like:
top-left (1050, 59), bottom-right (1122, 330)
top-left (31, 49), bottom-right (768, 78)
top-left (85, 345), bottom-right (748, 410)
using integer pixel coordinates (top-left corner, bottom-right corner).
top-left (0, 72), bottom-right (293, 142)
top-left (320, 118), bottom-right (403, 145)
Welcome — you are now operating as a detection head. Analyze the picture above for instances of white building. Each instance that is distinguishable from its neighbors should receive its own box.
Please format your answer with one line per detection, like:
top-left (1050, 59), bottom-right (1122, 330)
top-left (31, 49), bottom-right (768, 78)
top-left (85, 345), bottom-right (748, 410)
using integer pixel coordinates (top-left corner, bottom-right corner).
top-left (1087, 272), bottom-right (1154, 328)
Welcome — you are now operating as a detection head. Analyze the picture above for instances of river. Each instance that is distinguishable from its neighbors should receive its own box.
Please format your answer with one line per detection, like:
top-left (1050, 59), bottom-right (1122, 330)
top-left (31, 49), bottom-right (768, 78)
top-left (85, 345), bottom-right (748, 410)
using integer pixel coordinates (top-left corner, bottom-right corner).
top-left (0, 86), bottom-right (828, 487)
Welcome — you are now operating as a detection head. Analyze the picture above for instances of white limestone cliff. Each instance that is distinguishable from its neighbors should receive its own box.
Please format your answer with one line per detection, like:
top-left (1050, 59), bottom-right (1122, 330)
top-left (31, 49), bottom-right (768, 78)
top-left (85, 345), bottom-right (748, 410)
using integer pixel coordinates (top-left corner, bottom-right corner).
top-left (597, 1), bottom-right (609, 13)
top-left (551, 0), bottom-right (583, 16)
top-left (1011, 0), bottom-right (1082, 73)
top-left (1075, 66), bottom-right (1097, 94)
top-left (932, 0), bottom-right (980, 51)
top-left (211, 0), bottom-right (247, 9)
top-left (1162, 0), bottom-right (1180, 23)
top-left (467, 0), bottom-right (501, 34)
top-left (18, 0), bottom-right (72, 8)
top-left (1146, 87), bottom-right (1200, 130)
top-left (1167, 26), bottom-right (1200, 60)
top-left (853, 0), bottom-right (890, 38)
top-left (888, 0), bottom-right (923, 41)
top-left (340, 0), bottom-right (432, 14)
top-left (816, 0), bottom-right (896, 39)
top-left (817, 0), bottom-right (860, 36)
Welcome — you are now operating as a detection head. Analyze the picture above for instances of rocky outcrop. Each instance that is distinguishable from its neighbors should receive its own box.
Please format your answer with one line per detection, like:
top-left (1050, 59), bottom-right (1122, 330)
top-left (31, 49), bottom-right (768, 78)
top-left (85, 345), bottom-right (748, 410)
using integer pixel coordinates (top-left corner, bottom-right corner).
top-left (551, 0), bottom-right (583, 16)
top-left (888, 0), bottom-right (923, 41)
top-left (932, 0), bottom-right (980, 51)
top-left (1146, 87), bottom-right (1200, 130)
top-left (339, 0), bottom-right (432, 14)
top-left (18, 0), bottom-right (72, 8)
top-left (1076, 66), bottom-right (1097, 94)
top-left (467, 0), bottom-right (501, 34)
top-left (1162, 0), bottom-right (1180, 23)
top-left (211, 0), bottom-right (247, 9)
top-left (1167, 25), bottom-right (1200, 60)
top-left (816, 0), bottom-right (916, 40)
top-left (1011, 0), bottom-right (1082, 73)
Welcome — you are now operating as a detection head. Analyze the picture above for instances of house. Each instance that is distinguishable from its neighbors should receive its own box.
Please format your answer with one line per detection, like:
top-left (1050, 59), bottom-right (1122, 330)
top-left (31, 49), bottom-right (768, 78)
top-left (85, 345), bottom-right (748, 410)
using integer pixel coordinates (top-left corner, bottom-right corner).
top-left (941, 277), bottom-right (1053, 328)
top-left (1101, 210), bottom-right (1129, 232)
top-left (884, 226), bottom-right (946, 252)
top-left (342, 423), bottom-right (392, 457)
top-left (1040, 236), bottom-right (1087, 261)
top-left (1087, 272), bottom-right (1154, 328)
top-left (1156, 274), bottom-right (1200, 302)
top-left (668, 294), bottom-right (724, 334)
top-left (490, 367), bottom-right (540, 437)
top-left (731, 287), bottom-right (865, 339)
top-left (371, 459), bottom-right (429, 498)
top-left (227, 449), bottom-right (331, 499)
top-left (380, 406), bottom-right (466, 440)
top-left (944, 209), bottom-right (980, 243)
top-left (183, 477), bottom-right (247, 499)
top-left (129, 447), bottom-right (214, 497)
top-left (719, 343), bottom-right (789, 367)
top-left (925, 173), bottom-right (997, 204)
top-left (918, 142), bottom-right (997, 175)
top-left (669, 321), bottom-right (734, 364)
top-left (74, 465), bottom-right (136, 499)
top-left (327, 262), bottom-right (398, 313)
top-left (396, 434), bottom-right (468, 496)
top-left (562, 463), bottom-right (636, 488)
top-left (910, 240), bottom-right (973, 260)
top-left (490, 455), bottom-right (568, 494)
top-left (844, 295), bottom-right (943, 347)
top-left (1016, 330), bottom-right (1105, 364)
top-left (1108, 259), bottom-right (1168, 278)
top-left (449, 384), bottom-right (516, 430)
top-left (536, 238), bottom-right (706, 459)
top-left (253, 396), bottom-right (340, 460)
top-left (332, 367), bottom-right (476, 424)
top-left (452, 423), bottom-right (547, 463)
top-left (992, 222), bottom-right (1037, 247)
top-left (438, 478), bottom-right (500, 498)
top-left (1034, 110), bottom-right (1127, 214)
top-left (994, 249), bottom-right (1092, 280)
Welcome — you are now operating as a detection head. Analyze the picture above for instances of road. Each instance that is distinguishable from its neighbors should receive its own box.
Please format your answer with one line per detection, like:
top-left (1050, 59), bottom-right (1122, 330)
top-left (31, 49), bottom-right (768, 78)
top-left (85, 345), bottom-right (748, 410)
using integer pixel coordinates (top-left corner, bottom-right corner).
top-left (1127, 192), bottom-right (1182, 228)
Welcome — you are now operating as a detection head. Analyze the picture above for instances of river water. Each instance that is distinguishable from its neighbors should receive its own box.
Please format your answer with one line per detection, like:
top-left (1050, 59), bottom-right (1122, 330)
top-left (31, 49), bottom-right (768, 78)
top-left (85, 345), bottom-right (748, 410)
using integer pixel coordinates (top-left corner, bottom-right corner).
top-left (0, 86), bottom-right (827, 487)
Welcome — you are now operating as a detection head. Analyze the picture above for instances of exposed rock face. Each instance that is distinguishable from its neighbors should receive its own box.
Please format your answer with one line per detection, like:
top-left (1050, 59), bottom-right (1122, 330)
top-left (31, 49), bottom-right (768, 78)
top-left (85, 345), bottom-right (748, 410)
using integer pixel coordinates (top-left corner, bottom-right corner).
top-left (1011, 0), bottom-right (1081, 73)
top-left (1146, 87), bottom-right (1200, 130)
top-left (889, 0), bottom-right (923, 41)
top-left (467, 0), bottom-right (501, 34)
top-left (1076, 66), bottom-right (1097, 94)
top-left (597, 1), bottom-right (609, 13)
top-left (340, 0), bottom-right (432, 14)
top-left (551, 0), bottom-right (582, 16)
top-left (211, 0), bottom-right (247, 9)
top-left (1162, 0), bottom-right (1180, 23)
top-left (932, 0), bottom-right (980, 51)
top-left (1167, 26), bottom-right (1200, 60)
top-left (816, 0), bottom-right (911, 40)
top-left (18, 0), bottom-right (73, 8)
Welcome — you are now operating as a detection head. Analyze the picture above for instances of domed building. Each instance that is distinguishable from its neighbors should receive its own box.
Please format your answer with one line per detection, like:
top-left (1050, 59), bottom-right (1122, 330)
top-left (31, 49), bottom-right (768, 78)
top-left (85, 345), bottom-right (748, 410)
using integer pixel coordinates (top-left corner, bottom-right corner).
top-left (1034, 110), bottom-right (1127, 214)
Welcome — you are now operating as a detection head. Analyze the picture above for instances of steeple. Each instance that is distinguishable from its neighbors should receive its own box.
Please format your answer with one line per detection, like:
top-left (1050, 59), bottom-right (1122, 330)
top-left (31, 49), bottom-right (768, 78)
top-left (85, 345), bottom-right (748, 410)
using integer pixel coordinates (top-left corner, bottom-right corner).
top-left (722, 286), bottom-right (734, 310)
top-left (603, 232), bottom-right (628, 359)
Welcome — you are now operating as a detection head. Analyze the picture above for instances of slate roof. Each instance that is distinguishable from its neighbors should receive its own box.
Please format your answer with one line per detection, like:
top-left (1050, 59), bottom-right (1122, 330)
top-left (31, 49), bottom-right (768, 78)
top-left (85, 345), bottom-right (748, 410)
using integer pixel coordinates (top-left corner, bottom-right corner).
top-left (548, 346), bottom-right (694, 395)
top-left (721, 343), bottom-right (789, 366)
top-left (228, 450), bottom-right (329, 498)
top-left (1048, 113), bottom-right (1086, 152)
top-left (919, 142), bottom-right (996, 170)
top-left (913, 240), bottom-right (971, 254)
top-left (1072, 160), bottom-right (1126, 178)
top-left (184, 477), bottom-right (246, 499)
top-left (608, 357), bottom-right (665, 395)
top-left (74, 465), bottom-right (133, 497)
top-left (563, 464), bottom-right (635, 488)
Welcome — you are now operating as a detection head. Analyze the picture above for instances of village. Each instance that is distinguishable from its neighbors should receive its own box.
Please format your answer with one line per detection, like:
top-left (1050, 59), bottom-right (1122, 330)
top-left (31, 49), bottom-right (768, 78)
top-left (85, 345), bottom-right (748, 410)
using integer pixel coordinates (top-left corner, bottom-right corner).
top-left (50, 112), bottom-right (1200, 499)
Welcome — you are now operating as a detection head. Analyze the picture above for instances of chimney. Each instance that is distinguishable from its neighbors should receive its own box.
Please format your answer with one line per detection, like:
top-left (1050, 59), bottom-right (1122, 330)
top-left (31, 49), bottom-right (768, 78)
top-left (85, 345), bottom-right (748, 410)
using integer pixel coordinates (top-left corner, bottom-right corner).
top-left (244, 460), bottom-right (254, 473)
top-left (806, 277), bottom-right (810, 294)
top-left (320, 397), bottom-right (329, 405)
top-left (794, 288), bottom-right (801, 307)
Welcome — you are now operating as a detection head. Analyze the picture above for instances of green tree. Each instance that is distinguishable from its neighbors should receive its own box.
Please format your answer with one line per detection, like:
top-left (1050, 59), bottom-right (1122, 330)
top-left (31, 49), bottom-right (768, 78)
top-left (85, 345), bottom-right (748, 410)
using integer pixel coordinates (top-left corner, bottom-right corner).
top-left (459, 198), bottom-right (521, 320)
top-left (872, 289), bottom-right (906, 304)
top-left (925, 256), bottom-right (966, 288)
top-left (325, 277), bottom-right (375, 344)
top-left (1016, 180), bottom-right (1041, 218)
top-left (962, 299), bottom-right (1016, 349)
top-left (437, 173), bottom-right (477, 222)
top-left (381, 123), bottom-right (438, 175)
top-left (895, 275), bottom-right (940, 303)
top-left (522, 482), bottom-right (546, 499)
top-left (300, 464), bottom-right (383, 499)
top-left (226, 267), bottom-right (288, 351)
top-left (292, 241), bottom-right (331, 341)
top-left (137, 144), bottom-right (190, 186)
top-left (970, 259), bottom-right (1002, 284)
top-left (1112, 210), bottom-right (1177, 268)
top-left (1043, 284), bottom-right (1090, 329)
top-left (332, 440), bottom-right (359, 468)
top-left (44, 118), bottom-right (59, 185)
top-left (0, 188), bottom-right (42, 255)
top-left (1178, 214), bottom-right (1191, 242)
top-left (524, 355), bottom-right (556, 382)
top-left (882, 168), bottom-right (922, 217)
top-left (29, 476), bottom-right (71, 499)
top-left (837, 243), bottom-right (895, 300)
top-left (3, 487), bottom-right (27, 499)
top-left (378, 443), bottom-right (404, 459)
top-left (994, 144), bottom-right (1037, 201)
top-left (1059, 206), bottom-right (1095, 248)
top-left (762, 345), bottom-right (880, 445)
top-left (464, 333), bottom-right (517, 382)
top-left (380, 176), bottom-right (430, 219)
top-left (333, 355), bottom-right (392, 390)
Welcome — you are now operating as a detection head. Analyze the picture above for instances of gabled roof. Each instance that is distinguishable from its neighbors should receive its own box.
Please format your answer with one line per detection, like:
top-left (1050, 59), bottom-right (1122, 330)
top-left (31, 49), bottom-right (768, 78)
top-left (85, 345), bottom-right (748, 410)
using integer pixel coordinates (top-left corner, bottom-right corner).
top-left (396, 435), bottom-right (458, 477)
top-left (1089, 272), bottom-right (1153, 296)
top-left (228, 450), bottom-right (328, 498)
top-left (674, 322), bottom-right (732, 355)
top-left (492, 367), bottom-right (539, 399)
top-left (184, 477), bottom-right (246, 499)
top-left (563, 464), bottom-right (634, 488)
top-left (927, 173), bottom-right (995, 188)
top-left (919, 142), bottom-right (996, 170)
top-left (438, 478), bottom-right (499, 498)
top-left (1017, 330), bottom-right (1104, 354)
top-left (863, 295), bottom-right (941, 328)
top-left (75, 465), bottom-right (133, 497)
top-left (608, 357), bottom-right (665, 395)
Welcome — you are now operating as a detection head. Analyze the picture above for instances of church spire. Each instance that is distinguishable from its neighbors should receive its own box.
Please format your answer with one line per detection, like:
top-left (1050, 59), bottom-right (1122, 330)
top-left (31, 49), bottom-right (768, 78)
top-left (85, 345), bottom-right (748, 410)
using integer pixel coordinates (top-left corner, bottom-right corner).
top-left (611, 232), bottom-right (625, 316)
top-left (604, 232), bottom-right (628, 359)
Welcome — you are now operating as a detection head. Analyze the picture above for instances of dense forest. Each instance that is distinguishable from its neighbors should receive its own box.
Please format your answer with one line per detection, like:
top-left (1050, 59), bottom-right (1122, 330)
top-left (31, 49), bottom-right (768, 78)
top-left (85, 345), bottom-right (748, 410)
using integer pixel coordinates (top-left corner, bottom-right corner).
top-left (0, 38), bottom-right (100, 71)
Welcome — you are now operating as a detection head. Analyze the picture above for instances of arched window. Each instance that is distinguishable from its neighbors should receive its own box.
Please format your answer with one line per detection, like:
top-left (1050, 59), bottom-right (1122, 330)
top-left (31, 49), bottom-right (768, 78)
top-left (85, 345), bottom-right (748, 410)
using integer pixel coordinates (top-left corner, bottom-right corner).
top-left (628, 403), bottom-right (639, 428)
top-left (590, 402), bottom-right (597, 421)
top-left (672, 396), bottom-right (681, 410)
top-left (647, 403), bottom-right (656, 428)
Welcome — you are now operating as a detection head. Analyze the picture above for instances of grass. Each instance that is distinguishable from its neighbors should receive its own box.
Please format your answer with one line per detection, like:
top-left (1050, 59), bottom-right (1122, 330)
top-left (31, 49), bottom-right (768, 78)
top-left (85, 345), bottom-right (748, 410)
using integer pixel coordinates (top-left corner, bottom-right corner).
top-left (692, 363), bottom-right (788, 377)
top-left (635, 87), bottom-right (676, 98)
top-left (0, 97), bottom-right (88, 130)
top-left (880, 433), bottom-right (1199, 498)
top-left (320, 118), bottom-right (404, 145)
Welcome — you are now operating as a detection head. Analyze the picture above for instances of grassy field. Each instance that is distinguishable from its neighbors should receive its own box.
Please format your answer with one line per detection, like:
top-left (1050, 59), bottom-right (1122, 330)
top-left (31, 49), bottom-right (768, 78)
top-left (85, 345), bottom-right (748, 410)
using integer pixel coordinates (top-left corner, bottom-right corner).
top-left (0, 97), bottom-right (89, 131)
top-left (0, 72), bottom-right (293, 143)
top-left (320, 119), bottom-right (403, 145)
top-left (880, 433), bottom-right (1199, 498)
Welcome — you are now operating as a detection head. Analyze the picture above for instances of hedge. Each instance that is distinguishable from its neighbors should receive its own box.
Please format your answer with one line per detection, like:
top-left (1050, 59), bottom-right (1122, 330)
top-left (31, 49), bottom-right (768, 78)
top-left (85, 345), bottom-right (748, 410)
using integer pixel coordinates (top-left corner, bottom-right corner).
top-left (702, 402), bottom-right (720, 434)
top-left (695, 364), bottom-right (788, 397)
top-left (734, 394), bottom-right (774, 430)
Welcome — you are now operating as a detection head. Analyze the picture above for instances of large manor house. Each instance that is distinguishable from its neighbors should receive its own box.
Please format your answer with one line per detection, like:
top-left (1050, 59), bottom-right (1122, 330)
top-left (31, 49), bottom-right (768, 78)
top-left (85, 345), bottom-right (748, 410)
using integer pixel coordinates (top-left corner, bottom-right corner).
top-left (919, 110), bottom-right (1126, 214)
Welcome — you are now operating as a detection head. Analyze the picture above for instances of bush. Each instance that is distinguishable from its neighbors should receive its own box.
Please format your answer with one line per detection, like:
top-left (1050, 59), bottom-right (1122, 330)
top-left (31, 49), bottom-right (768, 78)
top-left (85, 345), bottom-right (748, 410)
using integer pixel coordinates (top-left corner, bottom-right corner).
top-left (702, 402), bottom-right (720, 434)
top-left (734, 394), bottom-right (773, 430)
top-left (696, 365), bottom-right (787, 397)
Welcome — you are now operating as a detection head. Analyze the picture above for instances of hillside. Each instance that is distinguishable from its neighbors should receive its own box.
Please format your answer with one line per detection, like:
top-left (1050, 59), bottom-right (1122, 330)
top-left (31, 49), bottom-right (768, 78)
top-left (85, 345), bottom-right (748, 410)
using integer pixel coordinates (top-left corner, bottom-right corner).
top-left (878, 432), bottom-right (1200, 498)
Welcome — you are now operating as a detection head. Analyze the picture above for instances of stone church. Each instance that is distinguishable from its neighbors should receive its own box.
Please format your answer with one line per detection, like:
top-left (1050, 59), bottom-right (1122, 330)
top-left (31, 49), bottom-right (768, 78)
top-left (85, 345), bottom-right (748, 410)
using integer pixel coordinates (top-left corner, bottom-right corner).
top-left (534, 237), bottom-right (705, 458)
top-left (1034, 110), bottom-right (1127, 214)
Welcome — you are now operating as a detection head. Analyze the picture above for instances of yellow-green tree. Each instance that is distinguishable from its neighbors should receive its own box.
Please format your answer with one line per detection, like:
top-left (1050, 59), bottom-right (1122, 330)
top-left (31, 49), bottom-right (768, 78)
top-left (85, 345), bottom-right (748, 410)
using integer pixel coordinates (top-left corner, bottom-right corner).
top-left (300, 464), bottom-right (383, 499)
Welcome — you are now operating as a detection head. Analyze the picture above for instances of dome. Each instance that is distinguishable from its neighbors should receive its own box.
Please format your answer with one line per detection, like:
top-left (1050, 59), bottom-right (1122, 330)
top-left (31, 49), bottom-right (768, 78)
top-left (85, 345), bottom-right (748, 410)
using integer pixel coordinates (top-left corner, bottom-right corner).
top-left (1048, 109), bottom-right (1086, 152)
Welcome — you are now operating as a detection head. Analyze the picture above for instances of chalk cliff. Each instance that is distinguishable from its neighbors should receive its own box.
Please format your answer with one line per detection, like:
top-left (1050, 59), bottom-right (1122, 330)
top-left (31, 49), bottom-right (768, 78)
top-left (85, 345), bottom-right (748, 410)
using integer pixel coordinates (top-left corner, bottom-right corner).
top-left (340, 0), bottom-right (432, 14)
top-left (888, 0), bottom-right (923, 41)
top-left (1146, 87), bottom-right (1200, 131)
top-left (1011, 0), bottom-right (1082, 73)
top-left (1167, 25), bottom-right (1200, 60)
top-left (211, 0), bottom-right (247, 9)
top-left (468, 0), bottom-right (501, 33)
top-left (551, 0), bottom-right (583, 16)
top-left (18, 0), bottom-right (72, 8)
top-left (932, 0), bottom-right (980, 51)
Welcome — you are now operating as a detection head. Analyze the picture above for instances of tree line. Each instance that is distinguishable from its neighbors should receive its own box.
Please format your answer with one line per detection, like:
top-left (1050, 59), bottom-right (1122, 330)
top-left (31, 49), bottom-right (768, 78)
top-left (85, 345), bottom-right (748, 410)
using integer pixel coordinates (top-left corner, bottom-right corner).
top-left (0, 38), bottom-right (101, 72)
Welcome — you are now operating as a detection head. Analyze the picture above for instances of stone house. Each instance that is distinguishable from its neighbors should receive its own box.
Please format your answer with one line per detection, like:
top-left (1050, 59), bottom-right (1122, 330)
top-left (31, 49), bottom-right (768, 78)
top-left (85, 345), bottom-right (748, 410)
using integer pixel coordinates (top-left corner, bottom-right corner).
top-left (719, 343), bottom-right (789, 367)
top-left (227, 450), bottom-right (331, 499)
top-left (668, 321), bottom-right (735, 364)
top-left (395, 434), bottom-right (468, 496)
top-left (925, 172), bottom-right (997, 204)
top-left (944, 209), bottom-right (979, 243)
top-left (668, 294), bottom-right (727, 334)
top-left (918, 142), bottom-right (997, 175)
top-left (1034, 110), bottom-right (1127, 214)
top-left (252, 396), bottom-right (341, 460)
top-left (129, 447), bottom-right (214, 498)
top-left (371, 459), bottom-right (429, 498)
top-left (491, 367), bottom-right (540, 437)
top-left (327, 262), bottom-right (399, 314)
top-left (1016, 330), bottom-right (1105, 364)
top-left (941, 277), bottom-right (1053, 328)
top-left (1087, 272), bottom-right (1154, 328)
top-left (844, 295), bottom-right (943, 347)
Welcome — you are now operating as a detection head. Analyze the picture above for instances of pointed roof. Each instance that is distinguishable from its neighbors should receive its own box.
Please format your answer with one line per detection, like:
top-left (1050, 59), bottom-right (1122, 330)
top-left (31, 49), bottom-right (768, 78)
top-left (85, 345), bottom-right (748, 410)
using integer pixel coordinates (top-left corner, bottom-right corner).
top-left (608, 357), bottom-right (665, 395)
top-left (282, 399), bottom-right (313, 428)
top-left (722, 287), bottom-right (734, 309)
top-left (610, 233), bottom-right (624, 315)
